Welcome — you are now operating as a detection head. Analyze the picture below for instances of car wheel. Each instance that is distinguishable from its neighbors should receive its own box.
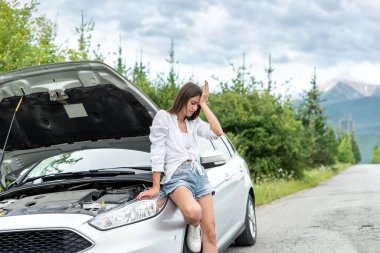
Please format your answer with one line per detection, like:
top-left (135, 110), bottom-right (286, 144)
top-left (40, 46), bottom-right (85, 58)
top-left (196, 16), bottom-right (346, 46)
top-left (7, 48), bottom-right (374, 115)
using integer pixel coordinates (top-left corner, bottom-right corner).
top-left (235, 195), bottom-right (257, 246)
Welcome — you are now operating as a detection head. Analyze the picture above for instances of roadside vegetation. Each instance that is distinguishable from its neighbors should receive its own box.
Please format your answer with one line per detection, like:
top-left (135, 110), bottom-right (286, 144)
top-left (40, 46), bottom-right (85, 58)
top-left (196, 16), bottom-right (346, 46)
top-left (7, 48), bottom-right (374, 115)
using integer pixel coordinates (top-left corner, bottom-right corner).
top-left (370, 146), bottom-right (380, 164)
top-left (255, 163), bottom-right (350, 206)
top-left (1, 1), bottom-right (362, 196)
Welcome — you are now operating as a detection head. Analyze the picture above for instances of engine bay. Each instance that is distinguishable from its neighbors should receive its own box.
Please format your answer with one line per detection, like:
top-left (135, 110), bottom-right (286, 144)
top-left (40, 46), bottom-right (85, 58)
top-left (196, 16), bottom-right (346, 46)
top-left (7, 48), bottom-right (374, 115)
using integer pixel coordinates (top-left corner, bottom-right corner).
top-left (0, 184), bottom-right (146, 217)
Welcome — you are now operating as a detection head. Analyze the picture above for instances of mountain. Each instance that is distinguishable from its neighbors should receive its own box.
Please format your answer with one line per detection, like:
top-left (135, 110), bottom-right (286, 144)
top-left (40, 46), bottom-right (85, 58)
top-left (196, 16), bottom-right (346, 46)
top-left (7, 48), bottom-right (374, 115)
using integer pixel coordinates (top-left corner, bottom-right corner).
top-left (320, 80), bottom-right (380, 100)
top-left (318, 80), bottom-right (380, 163)
top-left (324, 96), bottom-right (380, 132)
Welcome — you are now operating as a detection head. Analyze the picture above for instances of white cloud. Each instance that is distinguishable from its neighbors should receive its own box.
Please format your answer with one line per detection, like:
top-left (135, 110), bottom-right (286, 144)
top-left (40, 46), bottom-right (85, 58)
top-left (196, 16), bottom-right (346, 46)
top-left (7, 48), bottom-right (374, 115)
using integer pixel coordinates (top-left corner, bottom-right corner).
top-left (19, 0), bottom-right (380, 95)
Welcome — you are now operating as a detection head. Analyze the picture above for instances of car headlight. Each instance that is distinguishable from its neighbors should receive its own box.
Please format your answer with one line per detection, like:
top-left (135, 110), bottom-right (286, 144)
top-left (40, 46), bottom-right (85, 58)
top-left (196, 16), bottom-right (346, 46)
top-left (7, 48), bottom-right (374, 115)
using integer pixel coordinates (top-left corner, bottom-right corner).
top-left (89, 198), bottom-right (167, 230)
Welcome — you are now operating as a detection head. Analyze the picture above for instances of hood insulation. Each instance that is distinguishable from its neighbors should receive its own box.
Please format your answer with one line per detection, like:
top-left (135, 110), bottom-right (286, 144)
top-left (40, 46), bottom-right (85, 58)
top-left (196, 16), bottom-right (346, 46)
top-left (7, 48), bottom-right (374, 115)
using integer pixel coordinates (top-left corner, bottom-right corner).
top-left (0, 84), bottom-right (152, 151)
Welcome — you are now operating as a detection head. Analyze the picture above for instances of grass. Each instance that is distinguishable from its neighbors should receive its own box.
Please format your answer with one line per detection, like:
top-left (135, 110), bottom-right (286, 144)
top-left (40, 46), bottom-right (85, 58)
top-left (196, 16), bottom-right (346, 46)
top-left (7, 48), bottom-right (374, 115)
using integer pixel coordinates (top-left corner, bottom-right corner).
top-left (254, 163), bottom-right (351, 206)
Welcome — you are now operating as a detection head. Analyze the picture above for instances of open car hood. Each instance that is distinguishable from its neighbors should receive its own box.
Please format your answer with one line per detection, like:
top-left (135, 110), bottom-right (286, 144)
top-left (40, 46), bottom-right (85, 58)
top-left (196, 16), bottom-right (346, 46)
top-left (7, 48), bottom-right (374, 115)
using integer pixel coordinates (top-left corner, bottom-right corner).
top-left (0, 61), bottom-right (158, 181)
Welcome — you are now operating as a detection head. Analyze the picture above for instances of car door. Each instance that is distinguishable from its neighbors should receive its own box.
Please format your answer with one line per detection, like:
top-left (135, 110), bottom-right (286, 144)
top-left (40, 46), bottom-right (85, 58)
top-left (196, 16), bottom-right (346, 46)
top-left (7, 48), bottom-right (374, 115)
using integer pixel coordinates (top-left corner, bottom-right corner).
top-left (196, 137), bottom-right (230, 244)
top-left (211, 136), bottom-right (246, 243)
top-left (218, 136), bottom-right (247, 229)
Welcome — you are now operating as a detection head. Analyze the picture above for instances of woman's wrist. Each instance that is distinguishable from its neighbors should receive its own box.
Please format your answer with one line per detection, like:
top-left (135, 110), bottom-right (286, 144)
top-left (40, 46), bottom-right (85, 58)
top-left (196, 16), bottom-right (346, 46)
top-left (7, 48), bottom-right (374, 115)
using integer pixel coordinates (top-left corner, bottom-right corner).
top-left (199, 101), bottom-right (208, 108)
top-left (152, 185), bottom-right (160, 191)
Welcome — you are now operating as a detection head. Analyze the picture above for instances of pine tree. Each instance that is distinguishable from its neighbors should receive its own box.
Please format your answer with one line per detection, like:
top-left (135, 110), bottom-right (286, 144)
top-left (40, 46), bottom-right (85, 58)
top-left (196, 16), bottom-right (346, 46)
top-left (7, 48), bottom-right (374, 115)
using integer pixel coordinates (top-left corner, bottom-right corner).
top-left (297, 67), bottom-right (338, 167)
top-left (155, 39), bottom-right (180, 109)
top-left (351, 133), bottom-right (361, 164)
top-left (218, 52), bottom-right (256, 94)
top-left (68, 10), bottom-right (94, 61)
top-left (338, 133), bottom-right (355, 163)
top-left (76, 10), bottom-right (94, 60)
top-left (264, 54), bottom-right (275, 92)
top-left (115, 35), bottom-right (128, 76)
top-left (93, 43), bottom-right (105, 62)
top-left (130, 50), bottom-right (157, 102)
top-left (322, 127), bottom-right (339, 165)
top-left (166, 38), bottom-right (179, 88)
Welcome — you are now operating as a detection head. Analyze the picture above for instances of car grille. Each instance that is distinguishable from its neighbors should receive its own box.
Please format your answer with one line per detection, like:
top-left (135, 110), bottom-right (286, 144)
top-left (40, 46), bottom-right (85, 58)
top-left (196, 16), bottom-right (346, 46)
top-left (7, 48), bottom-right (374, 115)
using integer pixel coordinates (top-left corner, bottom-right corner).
top-left (0, 229), bottom-right (93, 253)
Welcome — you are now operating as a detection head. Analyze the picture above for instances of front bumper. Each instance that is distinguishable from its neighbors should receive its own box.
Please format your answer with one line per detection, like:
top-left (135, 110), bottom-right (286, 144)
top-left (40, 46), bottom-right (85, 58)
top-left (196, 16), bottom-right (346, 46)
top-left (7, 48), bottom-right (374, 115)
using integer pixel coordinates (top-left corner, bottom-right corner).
top-left (0, 201), bottom-right (186, 253)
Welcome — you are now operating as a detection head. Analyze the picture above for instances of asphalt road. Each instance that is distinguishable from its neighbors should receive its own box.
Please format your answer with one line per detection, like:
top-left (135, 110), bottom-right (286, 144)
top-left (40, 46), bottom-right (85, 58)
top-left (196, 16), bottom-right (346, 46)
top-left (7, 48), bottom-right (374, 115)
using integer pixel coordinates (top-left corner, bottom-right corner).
top-left (226, 164), bottom-right (380, 253)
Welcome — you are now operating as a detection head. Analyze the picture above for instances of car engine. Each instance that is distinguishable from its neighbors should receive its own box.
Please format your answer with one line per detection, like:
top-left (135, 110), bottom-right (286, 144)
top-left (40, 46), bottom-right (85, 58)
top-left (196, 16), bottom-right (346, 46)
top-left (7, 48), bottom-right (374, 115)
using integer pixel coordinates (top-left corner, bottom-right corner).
top-left (0, 185), bottom-right (145, 217)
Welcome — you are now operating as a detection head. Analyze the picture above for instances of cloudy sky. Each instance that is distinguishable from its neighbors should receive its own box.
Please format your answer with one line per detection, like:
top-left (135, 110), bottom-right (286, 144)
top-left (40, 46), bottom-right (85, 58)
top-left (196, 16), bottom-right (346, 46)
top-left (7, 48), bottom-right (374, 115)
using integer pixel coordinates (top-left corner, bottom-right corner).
top-left (24, 0), bottom-right (380, 95)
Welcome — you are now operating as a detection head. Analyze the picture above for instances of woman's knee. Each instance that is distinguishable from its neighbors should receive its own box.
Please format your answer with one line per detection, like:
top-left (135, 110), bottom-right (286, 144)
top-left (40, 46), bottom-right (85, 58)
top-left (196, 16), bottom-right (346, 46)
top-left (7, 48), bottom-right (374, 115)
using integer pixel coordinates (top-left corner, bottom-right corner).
top-left (182, 204), bottom-right (202, 224)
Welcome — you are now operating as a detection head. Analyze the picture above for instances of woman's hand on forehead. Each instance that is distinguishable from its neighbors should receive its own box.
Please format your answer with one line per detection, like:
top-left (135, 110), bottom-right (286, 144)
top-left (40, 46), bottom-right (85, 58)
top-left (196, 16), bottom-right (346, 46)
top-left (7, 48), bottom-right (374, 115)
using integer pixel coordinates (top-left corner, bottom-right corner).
top-left (200, 80), bottom-right (209, 104)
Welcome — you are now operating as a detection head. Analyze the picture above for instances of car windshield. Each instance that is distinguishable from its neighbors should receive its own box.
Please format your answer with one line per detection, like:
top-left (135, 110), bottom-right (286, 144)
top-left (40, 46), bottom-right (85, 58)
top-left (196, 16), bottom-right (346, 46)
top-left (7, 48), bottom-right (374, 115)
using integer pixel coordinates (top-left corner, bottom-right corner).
top-left (22, 148), bottom-right (150, 182)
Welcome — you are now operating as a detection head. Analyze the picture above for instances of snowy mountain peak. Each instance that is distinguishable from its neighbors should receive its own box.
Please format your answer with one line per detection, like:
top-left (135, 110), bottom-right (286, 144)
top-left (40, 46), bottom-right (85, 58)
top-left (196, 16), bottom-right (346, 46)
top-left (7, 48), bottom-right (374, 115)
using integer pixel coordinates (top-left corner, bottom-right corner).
top-left (319, 80), bottom-right (379, 97)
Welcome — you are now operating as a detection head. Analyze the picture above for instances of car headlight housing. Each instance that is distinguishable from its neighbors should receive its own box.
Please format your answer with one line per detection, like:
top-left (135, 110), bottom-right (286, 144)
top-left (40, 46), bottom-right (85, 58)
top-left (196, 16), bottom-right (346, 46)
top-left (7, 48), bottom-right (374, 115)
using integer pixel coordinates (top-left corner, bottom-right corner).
top-left (89, 198), bottom-right (167, 230)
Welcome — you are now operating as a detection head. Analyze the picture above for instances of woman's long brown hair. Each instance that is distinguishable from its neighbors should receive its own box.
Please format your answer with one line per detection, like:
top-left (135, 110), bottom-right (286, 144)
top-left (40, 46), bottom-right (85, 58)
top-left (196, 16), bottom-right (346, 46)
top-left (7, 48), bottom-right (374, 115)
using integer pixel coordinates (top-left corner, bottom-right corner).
top-left (167, 82), bottom-right (202, 120)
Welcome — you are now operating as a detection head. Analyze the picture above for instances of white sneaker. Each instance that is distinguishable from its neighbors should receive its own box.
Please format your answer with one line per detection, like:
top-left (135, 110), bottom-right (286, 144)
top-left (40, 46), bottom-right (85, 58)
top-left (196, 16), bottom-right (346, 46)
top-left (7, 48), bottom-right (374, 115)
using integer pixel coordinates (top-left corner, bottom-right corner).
top-left (187, 225), bottom-right (202, 253)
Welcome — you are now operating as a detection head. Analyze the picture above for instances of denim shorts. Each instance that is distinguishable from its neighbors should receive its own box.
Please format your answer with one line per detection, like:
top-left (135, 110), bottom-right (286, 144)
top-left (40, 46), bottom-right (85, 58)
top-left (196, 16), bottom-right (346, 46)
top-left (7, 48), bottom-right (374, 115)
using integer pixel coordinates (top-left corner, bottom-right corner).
top-left (160, 161), bottom-right (213, 200)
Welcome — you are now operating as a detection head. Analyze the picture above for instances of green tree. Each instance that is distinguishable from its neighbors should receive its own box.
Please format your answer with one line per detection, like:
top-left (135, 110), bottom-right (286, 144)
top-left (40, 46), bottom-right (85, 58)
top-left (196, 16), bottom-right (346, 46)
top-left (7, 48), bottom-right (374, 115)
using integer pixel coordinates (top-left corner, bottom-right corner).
top-left (338, 133), bottom-right (355, 163)
top-left (115, 35), bottom-right (128, 76)
top-left (166, 38), bottom-right (179, 88)
top-left (258, 54), bottom-right (275, 92)
top-left (370, 145), bottom-right (380, 164)
top-left (0, 0), bottom-right (65, 72)
top-left (297, 67), bottom-right (338, 167)
top-left (68, 10), bottom-right (94, 61)
top-left (212, 57), bottom-right (307, 180)
top-left (350, 133), bottom-right (361, 164)
top-left (322, 127), bottom-right (339, 165)
top-left (216, 52), bottom-right (256, 94)
top-left (92, 43), bottom-right (105, 62)
top-left (130, 51), bottom-right (158, 104)
top-left (154, 39), bottom-right (180, 109)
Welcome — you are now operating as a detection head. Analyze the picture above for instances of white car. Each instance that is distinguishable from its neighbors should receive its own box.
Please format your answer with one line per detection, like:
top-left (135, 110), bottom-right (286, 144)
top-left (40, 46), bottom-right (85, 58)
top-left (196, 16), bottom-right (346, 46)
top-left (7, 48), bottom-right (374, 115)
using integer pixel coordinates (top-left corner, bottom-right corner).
top-left (0, 62), bottom-right (256, 253)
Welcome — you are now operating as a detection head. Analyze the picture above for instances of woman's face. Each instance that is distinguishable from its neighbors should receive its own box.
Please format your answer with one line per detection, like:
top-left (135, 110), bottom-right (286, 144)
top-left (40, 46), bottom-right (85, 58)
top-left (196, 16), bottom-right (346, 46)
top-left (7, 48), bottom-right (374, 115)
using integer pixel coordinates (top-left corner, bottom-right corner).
top-left (183, 95), bottom-right (201, 117)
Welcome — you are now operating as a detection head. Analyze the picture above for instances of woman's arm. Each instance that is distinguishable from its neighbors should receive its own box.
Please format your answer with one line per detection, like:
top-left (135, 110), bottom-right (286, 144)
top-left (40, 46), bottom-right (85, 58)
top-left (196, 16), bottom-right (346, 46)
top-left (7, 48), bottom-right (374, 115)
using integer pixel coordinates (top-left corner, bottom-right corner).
top-left (136, 172), bottom-right (161, 200)
top-left (136, 111), bottom-right (168, 200)
top-left (199, 80), bottom-right (223, 136)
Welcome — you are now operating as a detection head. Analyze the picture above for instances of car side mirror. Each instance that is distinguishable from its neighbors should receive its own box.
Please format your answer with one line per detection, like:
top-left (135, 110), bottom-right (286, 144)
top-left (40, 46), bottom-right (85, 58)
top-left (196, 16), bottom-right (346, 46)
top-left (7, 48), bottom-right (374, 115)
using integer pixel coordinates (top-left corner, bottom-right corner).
top-left (200, 150), bottom-right (226, 168)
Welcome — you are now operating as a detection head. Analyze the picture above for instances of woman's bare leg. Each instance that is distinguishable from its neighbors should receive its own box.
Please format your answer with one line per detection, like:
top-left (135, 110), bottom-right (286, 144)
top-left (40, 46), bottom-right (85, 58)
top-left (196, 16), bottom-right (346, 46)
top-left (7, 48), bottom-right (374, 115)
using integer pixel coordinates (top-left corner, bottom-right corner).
top-left (170, 186), bottom-right (202, 226)
top-left (198, 194), bottom-right (217, 253)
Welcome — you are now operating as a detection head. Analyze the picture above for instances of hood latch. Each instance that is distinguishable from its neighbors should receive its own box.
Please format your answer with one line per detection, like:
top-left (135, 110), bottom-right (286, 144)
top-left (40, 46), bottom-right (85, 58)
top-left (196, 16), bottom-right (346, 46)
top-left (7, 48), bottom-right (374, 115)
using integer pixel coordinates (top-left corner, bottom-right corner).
top-left (49, 89), bottom-right (68, 102)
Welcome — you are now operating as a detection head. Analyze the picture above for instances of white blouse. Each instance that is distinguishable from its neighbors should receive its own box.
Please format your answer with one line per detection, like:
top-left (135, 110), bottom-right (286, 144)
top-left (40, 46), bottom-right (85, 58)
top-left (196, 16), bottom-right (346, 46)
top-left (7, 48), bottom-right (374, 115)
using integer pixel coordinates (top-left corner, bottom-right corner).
top-left (182, 132), bottom-right (191, 150)
top-left (149, 110), bottom-right (219, 184)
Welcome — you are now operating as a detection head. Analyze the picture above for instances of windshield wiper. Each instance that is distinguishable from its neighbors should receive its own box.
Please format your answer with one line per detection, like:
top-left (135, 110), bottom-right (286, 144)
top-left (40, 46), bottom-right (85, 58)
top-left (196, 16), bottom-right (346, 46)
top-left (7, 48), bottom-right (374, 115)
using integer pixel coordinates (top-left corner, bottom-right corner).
top-left (97, 166), bottom-right (151, 171)
top-left (19, 170), bottom-right (136, 186)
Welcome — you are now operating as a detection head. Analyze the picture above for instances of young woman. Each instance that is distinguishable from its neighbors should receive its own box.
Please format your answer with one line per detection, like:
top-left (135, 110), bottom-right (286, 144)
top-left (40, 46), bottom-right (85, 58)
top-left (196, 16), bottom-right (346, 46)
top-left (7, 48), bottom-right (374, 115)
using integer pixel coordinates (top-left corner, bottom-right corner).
top-left (136, 81), bottom-right (223, 253)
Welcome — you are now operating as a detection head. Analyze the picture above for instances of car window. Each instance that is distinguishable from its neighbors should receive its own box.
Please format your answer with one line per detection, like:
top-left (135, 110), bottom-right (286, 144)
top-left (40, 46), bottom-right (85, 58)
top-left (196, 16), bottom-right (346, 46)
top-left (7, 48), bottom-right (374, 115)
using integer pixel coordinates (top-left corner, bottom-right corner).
top-left (212, 137), bottom-right (232, 160)
top-left (197, 137), bottom-right (215, 153)
top-left (221, 136), bottom-right (236, 156)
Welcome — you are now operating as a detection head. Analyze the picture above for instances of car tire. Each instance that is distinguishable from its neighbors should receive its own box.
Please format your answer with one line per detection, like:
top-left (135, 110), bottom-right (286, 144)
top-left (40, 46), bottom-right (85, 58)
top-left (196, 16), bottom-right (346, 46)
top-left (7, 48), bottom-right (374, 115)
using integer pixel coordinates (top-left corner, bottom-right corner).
top-left (235, 195), bottom-right (257, 246)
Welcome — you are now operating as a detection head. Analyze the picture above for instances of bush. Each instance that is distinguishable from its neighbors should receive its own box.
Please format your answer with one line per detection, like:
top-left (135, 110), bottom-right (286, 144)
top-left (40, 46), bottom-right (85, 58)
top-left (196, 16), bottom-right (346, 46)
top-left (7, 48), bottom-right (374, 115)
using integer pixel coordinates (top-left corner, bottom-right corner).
top-left (211, 91), bottom-right (307, 181)
top-left (371, 145), bottom-right (380, 164)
